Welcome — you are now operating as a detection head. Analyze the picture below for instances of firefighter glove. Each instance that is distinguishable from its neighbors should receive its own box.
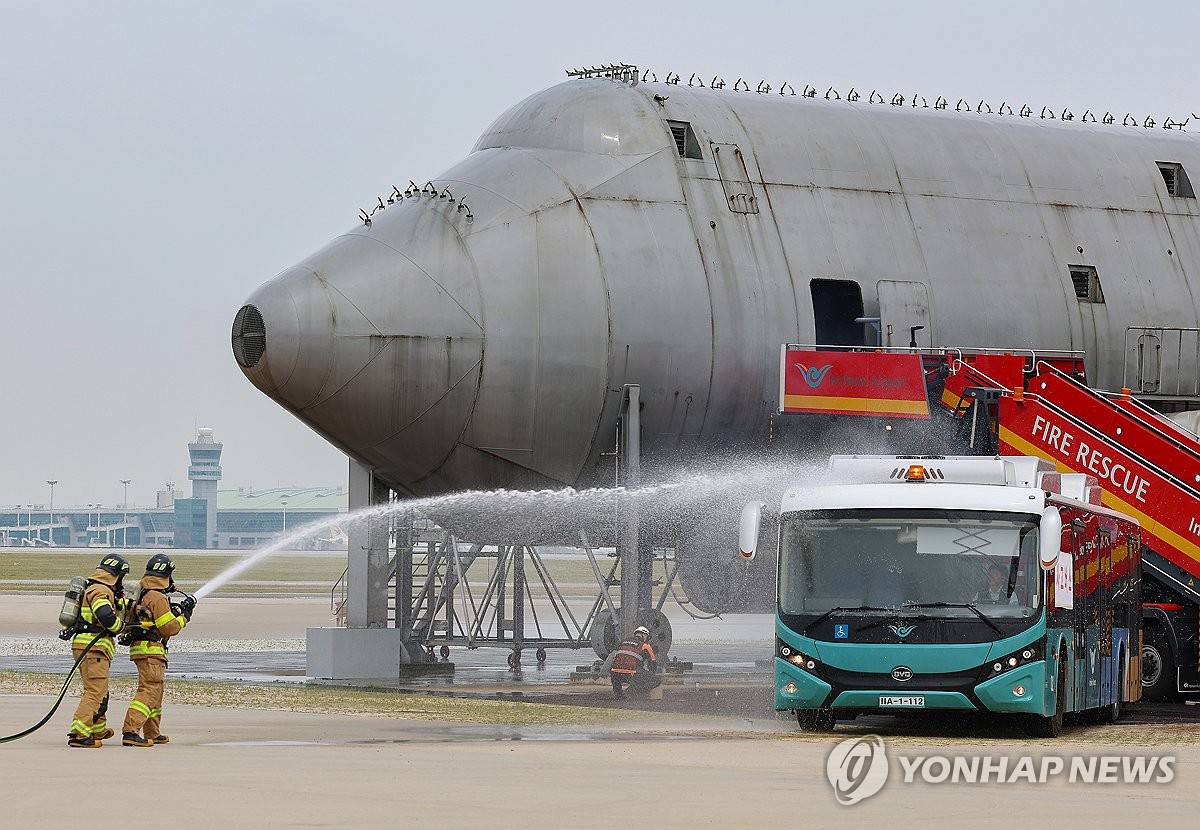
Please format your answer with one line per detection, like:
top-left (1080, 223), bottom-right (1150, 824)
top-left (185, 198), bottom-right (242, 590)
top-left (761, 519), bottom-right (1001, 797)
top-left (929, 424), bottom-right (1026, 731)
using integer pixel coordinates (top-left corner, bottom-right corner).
top-left (179, 595), bottom-right (196, 620)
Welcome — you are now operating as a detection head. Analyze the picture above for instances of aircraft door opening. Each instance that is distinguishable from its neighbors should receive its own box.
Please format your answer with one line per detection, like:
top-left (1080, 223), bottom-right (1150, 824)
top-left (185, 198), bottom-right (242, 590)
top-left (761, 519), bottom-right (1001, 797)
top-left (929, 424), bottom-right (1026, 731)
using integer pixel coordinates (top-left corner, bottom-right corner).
top-left (810, 279), bottom-right (867, 346)
top-left (878, 280), bottom-right (932, 348)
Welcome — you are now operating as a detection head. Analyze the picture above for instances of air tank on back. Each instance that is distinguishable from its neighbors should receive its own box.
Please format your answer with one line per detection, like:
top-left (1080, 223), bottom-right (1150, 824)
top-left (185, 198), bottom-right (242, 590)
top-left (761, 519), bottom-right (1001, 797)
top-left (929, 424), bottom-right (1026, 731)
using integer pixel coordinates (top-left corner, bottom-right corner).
top-left (234, 69), bottom-right (1200, 609)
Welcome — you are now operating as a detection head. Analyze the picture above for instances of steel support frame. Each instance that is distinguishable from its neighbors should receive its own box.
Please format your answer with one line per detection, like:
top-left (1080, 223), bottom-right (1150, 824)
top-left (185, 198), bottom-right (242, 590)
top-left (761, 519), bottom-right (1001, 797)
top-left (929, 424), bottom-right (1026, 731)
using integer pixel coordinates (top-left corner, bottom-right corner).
top-left (618, 383), bottom-right (652, 638)
top-left (362, 383), bottom-right (667, 656)
top-left (346, 459), bottom-right (391, 628)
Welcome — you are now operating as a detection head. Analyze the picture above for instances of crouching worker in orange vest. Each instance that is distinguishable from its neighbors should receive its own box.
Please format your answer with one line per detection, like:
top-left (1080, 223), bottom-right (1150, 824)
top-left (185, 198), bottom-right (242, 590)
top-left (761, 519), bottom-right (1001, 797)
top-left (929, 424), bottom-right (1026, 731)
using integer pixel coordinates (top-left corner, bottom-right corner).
top-left (67, 554), bottom-right (131, 747)
top-left (119, 553), bottom-right (195, 747)
top-left (609, 626), bottom-right (661, 700)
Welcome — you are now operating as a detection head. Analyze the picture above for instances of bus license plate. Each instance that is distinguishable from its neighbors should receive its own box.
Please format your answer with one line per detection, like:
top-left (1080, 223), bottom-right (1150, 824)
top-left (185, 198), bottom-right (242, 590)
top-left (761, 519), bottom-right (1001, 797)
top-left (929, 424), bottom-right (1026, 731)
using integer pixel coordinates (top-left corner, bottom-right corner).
top-left (879, 695), bottom-right (925, 707)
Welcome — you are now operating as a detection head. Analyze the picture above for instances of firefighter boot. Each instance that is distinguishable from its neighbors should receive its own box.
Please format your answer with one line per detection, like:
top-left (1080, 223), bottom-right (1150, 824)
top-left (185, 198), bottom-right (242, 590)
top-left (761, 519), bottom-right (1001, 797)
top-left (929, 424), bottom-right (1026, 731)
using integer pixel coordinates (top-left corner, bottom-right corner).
top-left (122, 732), bottom-right (153, 747)
top-left (68, 733), bottom-right (101, 748)
top-left (152, 735), bottom-right (169, 744)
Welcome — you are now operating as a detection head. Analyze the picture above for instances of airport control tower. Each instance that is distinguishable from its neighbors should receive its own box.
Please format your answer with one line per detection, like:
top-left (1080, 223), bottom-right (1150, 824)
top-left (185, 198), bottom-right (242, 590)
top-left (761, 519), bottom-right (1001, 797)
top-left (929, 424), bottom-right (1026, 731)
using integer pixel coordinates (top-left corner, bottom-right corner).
top-left (186, 427), bottom-right (222, 548)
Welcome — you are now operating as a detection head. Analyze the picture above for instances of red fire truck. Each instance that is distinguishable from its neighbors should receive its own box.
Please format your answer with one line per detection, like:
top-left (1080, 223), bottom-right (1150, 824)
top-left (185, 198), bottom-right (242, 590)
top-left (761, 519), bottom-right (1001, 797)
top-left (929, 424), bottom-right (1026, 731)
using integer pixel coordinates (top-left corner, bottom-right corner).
top-left (780, 345), bottom-right (1200, 699)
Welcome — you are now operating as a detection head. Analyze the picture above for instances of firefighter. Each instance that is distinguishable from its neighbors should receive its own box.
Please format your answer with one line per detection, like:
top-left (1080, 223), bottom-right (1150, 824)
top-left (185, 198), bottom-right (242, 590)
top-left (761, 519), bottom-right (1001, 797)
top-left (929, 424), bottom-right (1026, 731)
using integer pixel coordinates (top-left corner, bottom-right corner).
top-left (119, 553), bottom-right (195, 747)
top-left (68, 553), bottom-right (130, 748)
top-left (609, 625), bottom-right (659, 699)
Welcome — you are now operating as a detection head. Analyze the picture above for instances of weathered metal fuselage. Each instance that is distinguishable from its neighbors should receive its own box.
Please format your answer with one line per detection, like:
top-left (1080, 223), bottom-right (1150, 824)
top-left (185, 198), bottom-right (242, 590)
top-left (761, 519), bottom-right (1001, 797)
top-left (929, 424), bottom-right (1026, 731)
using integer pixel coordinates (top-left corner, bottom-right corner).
top-left (235, 76), bottom-right (1200, 501)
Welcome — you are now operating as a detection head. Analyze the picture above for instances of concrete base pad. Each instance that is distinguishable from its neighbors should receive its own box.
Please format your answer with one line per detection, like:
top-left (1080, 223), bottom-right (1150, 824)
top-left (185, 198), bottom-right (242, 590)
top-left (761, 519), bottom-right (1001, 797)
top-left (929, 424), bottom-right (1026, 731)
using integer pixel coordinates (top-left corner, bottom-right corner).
top-left (306, 627), bottom-right (433, 680)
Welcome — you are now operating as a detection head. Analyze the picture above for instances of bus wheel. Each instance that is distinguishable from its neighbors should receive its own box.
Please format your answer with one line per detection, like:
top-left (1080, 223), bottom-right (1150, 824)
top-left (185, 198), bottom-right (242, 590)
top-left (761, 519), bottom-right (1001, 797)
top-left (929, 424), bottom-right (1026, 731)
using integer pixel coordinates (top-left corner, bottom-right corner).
top-left (797, 709), bottom-right (836, 732)
top-left (1024, 661), bottom-right (1066, 738)
top-left (1141, 629), bottom-right (1176, 702)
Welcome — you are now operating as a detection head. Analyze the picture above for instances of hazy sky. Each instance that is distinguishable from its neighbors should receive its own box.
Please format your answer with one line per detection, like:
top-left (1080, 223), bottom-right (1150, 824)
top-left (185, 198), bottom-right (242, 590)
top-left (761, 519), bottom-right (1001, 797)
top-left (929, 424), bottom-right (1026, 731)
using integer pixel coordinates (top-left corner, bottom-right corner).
top-left (3, 1), bottom-right (1195, 508)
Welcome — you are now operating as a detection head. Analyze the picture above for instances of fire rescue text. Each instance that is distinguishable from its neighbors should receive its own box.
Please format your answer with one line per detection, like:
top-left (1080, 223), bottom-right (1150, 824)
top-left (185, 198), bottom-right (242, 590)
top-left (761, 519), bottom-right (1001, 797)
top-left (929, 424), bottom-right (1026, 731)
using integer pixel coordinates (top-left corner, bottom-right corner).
top-left (1031, 416), bottom-right (1150, 504)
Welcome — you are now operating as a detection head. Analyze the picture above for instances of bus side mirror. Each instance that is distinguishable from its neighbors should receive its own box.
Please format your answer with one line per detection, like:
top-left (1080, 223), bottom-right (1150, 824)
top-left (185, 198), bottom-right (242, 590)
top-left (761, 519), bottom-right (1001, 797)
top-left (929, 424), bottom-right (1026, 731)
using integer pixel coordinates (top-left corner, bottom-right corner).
top-left (1039, 507), bottom-right (1062, 571)
top-left (739, 501), bottom-right (768, 560)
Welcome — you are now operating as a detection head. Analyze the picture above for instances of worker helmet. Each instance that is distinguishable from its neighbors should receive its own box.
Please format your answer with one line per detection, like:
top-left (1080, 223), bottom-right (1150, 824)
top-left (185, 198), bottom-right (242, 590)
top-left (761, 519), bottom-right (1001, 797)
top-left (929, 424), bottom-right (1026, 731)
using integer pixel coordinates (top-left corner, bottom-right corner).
top-left (145, 553), bottom-right (175, 576)
top-left (97, 553), bottom-right (130, 578)
top-left (634, 626), bottom-right (650, 638)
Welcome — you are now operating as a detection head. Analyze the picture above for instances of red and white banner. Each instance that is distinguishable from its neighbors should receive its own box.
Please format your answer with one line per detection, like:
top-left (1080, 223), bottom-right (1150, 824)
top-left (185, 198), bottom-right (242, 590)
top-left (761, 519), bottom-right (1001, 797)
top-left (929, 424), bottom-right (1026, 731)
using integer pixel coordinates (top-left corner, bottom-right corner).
top-left (780, 348), bottom-right (930, 418)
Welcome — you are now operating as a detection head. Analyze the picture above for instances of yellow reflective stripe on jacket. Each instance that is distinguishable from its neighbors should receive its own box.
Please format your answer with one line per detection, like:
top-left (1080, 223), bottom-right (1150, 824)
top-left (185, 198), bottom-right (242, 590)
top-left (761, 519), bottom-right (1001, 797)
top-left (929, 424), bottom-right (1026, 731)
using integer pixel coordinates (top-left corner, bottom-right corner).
top-left (152, 609), bottom-right (185, 630)
top-left (129, 640), bottom-right (167, 658)
top-left (81, 594), bottom-right (122, 633)
top-left (72, 633), bottom-right (115, 658)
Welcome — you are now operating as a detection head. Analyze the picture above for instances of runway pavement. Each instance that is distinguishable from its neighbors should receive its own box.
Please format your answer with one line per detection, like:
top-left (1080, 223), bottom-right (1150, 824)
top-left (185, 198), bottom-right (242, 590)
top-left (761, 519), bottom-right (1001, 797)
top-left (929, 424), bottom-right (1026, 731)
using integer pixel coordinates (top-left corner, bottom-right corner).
top-left (2, 695), bottom-right (1198, 829)
top-left (4, 594), bottom-right (1200, 828)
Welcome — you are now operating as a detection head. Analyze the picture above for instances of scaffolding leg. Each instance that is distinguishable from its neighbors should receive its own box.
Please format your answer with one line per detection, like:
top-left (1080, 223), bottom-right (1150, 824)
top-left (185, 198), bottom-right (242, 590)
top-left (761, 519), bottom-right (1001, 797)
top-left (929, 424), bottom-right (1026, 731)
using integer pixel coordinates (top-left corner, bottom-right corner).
top-left (619, 384), bottom-right (642, 639)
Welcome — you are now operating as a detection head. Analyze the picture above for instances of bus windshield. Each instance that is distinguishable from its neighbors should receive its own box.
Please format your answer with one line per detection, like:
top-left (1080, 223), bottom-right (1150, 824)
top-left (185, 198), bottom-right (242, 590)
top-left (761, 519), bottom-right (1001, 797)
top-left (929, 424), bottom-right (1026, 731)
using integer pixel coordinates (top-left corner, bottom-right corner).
top-left (779, 509), bottom-right (1041, 619)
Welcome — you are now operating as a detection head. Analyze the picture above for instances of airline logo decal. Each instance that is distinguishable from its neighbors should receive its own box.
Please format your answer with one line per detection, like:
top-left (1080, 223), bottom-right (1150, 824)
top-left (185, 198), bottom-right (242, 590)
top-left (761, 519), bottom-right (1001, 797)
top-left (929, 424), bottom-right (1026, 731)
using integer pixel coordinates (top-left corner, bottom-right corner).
top-left (781, 349), bottom-right (930, 418)
top-left (797, 363), bottom-right (834, 388)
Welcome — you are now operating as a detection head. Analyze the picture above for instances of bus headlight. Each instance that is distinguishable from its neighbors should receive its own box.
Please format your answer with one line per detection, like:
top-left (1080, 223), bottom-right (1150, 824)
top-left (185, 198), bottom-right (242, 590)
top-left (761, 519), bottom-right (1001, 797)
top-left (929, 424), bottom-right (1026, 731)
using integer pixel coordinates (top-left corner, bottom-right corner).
top-left (777, 638), bottom-right (823, 677)
top-left (982, 642), bottom-right (1042, 680)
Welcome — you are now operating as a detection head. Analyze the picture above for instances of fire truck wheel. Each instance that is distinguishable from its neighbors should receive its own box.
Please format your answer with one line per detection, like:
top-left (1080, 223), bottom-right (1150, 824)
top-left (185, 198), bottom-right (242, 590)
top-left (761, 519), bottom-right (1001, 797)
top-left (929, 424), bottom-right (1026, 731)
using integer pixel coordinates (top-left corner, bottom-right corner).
top-left (1141, 629), bottom-right (1176, 701)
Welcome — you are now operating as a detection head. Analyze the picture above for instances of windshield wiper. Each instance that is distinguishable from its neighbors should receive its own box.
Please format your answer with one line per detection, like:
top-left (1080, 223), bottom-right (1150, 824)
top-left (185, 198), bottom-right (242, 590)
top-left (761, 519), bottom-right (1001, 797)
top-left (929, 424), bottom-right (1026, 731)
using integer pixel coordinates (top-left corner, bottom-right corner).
top-left (801, 606), bottom-right (893, 635)
top-left (901, 602), bottom-right (1005, 639)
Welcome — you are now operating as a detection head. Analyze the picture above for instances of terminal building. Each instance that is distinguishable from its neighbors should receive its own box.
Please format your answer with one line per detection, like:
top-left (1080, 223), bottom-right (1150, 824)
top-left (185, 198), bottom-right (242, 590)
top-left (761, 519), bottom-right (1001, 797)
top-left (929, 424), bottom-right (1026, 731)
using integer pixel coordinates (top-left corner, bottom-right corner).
top-left (0, 428), bottom-right (348, 550)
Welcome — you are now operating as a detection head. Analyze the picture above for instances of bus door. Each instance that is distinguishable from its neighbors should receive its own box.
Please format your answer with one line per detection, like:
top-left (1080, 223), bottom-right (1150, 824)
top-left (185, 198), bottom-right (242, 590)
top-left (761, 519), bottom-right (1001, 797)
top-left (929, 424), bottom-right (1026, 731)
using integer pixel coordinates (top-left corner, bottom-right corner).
top-left (1097, 528), bottom-right (1114, 708)
top-left (1069, 518), bottom-right (1088, 713)
top-left (1082, 525), bottom-right (1101, 710)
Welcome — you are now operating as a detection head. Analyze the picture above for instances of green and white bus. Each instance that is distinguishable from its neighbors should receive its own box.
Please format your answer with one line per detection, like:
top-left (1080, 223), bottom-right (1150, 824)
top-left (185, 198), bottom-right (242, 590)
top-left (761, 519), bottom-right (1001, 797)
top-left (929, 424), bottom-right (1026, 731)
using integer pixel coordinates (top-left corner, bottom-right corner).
top-left (740, 455), bottom-right (1142, 737)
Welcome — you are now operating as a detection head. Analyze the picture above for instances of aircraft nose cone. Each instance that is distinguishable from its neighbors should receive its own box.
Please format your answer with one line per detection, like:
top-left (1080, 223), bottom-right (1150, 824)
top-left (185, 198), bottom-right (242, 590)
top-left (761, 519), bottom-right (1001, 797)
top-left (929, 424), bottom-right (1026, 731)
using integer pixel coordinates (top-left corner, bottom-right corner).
top-left (234, 230), bottom-right (484, 488)
top-left (233, 268), bottom-right (334, 411)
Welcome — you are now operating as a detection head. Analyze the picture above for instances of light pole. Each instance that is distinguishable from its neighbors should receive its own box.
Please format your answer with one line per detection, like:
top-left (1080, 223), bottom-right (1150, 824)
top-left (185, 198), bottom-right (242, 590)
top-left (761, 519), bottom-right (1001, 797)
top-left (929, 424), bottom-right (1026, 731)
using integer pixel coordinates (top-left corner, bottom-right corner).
top-left (46, 480), bottom-right (57, 546)
top-left (120, 479), bottom-right (131, 548)
top-left (281, 500), bottom-right (288, 541)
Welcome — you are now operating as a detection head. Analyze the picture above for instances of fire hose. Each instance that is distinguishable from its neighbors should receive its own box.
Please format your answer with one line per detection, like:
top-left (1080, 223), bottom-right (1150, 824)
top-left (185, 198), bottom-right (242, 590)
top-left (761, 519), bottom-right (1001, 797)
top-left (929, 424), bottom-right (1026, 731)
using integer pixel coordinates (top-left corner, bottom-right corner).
top-left (0, 630), bottom-right (105, 744)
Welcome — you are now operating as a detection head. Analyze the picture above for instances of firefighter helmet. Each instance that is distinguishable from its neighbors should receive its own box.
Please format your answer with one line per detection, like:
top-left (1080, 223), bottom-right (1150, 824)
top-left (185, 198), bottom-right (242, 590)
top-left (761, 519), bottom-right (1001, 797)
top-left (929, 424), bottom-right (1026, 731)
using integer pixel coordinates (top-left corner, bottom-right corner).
top-left (634, 626), bottom-right (650, 638)
top-left (145, 553), bottom-right (175, 576)
top-left (97, 554), bottom-right (130, 578)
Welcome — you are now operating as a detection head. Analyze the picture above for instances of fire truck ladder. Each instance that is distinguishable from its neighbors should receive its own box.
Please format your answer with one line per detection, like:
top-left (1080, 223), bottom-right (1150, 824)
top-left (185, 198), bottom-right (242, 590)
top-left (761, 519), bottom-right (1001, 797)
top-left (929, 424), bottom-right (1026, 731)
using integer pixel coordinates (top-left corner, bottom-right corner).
top-left (994, 361), bottom-right (1200, 604)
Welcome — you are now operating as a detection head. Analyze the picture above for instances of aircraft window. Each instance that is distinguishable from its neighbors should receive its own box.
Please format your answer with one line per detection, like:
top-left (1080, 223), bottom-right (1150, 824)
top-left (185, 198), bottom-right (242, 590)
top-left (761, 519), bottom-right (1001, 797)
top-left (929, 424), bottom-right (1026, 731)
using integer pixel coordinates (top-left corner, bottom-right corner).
top-left (667, 120), bottom-right (703, 159)
top-left (1156, 162), bottom-right (1194, 198)
top-left (1068, 265), bottom-right (1105, 303)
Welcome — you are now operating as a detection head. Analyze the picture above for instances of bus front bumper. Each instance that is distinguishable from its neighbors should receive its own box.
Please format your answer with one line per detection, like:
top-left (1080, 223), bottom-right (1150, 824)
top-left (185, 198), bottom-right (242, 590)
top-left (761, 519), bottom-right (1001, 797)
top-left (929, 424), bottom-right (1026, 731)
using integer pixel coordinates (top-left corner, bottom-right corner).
top-left (776, 659), bottom-right (1049, 715)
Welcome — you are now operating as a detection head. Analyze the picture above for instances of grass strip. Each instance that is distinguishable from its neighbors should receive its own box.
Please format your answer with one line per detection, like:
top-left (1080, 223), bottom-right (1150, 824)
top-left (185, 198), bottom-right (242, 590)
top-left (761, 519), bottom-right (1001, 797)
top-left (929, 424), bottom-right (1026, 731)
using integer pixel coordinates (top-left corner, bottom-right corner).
top-left (0, 669), bottom-right (634, 726)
